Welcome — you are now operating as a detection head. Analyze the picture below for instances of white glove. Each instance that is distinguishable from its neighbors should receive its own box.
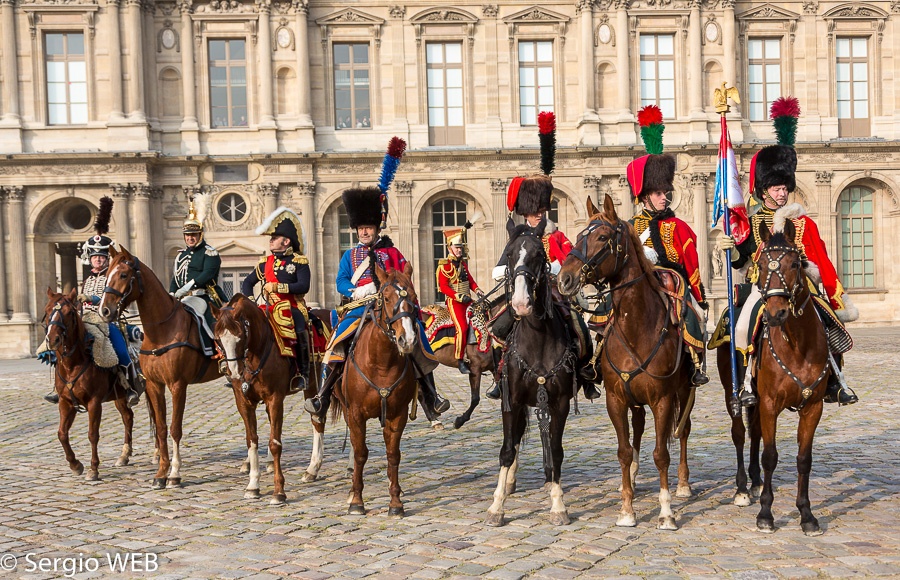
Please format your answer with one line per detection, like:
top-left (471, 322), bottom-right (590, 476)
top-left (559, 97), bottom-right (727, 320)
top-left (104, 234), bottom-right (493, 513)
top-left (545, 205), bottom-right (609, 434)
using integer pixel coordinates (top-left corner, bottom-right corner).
top-left (549, 261), bottom-right (561, 276)
top-left (719, 235), bottom-right (736, 251)
top-left (351, 282), bottom-right (377, 301)
top-left (173, 280), bottom-right (195, 299)
top-left (492, 265), bottom-right (507, 281)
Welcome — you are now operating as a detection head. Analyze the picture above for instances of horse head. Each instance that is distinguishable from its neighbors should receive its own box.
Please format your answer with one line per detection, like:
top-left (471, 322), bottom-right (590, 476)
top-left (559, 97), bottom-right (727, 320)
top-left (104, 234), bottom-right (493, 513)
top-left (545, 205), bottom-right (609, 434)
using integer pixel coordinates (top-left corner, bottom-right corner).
top-left (504, 217), bottom-right (549, 318)
top-left (758, 219), bottom-right (807, 327)
top-left (375, 262), bottom-right (419, 355)
top-left (212, 294), bottom-right (255, 379)
top-left (558, 194), bottom-right (636, 296)
top-left (43, 287), bottom-right (81, 352)
top-left (100, 245), bottom-right (143, 322)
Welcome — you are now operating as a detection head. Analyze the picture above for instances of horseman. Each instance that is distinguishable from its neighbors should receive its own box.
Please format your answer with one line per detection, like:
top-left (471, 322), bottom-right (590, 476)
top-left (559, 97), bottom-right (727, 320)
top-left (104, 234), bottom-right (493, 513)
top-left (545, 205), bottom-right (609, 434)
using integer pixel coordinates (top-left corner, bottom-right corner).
top-left (623, 105), bottom-right (709, 386)
top-left (436, 225), bottom-right (484, 374)
top-left (486, 111), bottom-right (597, 401)
top-left (43, 196), bottom-right (142, 407)
top-left (169, 194), bottom-right (228, 349)
top-left (240, 206), bottom-right (311, 392)
top-left (304, 138), bottom-right (451, 423)
top-left (717, 96), bottom-right (858, 406)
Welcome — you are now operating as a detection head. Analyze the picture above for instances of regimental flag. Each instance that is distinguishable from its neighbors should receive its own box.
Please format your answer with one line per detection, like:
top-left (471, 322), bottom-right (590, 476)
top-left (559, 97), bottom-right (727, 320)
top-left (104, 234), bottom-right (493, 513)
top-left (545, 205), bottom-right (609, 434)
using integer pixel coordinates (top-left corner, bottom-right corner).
top-left (711, 117), bottom-right (750, 243)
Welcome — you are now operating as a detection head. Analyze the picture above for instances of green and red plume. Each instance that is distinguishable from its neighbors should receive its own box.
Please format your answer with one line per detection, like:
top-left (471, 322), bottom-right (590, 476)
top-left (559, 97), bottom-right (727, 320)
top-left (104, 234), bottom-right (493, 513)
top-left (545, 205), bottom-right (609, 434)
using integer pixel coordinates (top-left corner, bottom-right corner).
top-left (637, 105), bottom-right (665, 155)
top-left (770, 96), bottom-right (800, 147)
top-left (94, 196), bottom-right (113, 236)
top-left (538, 111), bottom-right (556, 176)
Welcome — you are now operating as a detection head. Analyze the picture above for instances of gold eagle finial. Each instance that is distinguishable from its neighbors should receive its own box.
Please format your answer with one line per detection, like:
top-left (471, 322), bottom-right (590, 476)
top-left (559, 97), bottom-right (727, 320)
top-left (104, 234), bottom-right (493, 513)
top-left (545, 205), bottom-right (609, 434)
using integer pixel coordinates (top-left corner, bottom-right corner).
top-left (714, 82), bottom-right (741, 114)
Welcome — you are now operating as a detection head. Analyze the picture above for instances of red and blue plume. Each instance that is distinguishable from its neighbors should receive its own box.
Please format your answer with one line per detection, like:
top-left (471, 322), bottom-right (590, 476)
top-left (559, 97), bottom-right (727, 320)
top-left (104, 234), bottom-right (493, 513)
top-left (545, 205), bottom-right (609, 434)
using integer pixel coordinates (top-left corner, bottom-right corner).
top-left (637, 105), bottom-right (665, 155)
top-left (770, 96), bottom-right (800, 147)
top-left (538, 111), bottom-right (556, 176)
top-left (378, 136), bottom-right (406, 229)
top-left (94, 196), bottom-right (113, 236)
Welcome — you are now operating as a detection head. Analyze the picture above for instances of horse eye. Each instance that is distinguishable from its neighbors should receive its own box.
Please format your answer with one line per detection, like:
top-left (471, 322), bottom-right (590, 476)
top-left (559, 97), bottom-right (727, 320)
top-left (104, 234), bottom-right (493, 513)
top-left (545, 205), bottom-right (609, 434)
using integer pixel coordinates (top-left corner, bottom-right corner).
top-left (120, 273), bottom-right (127, 279)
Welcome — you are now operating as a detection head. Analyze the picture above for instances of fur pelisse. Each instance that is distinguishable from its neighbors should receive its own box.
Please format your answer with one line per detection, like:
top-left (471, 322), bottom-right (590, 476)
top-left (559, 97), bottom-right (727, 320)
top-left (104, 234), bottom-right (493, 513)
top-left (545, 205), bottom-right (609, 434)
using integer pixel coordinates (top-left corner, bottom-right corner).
top-left (342, 186), bottom-right (383, 229)
top-left (538, 111), bottom-right (556, 176)
top-left (753, 145), bottom-right (797, 194)
top-left (94, 196), bottom-right (113, 236)
top-left (515, 175), bottom-right (553, 215)
top-left (772, 202), bottom-right (805, 233)
top-left (641, 154), bottom-right (675, 194)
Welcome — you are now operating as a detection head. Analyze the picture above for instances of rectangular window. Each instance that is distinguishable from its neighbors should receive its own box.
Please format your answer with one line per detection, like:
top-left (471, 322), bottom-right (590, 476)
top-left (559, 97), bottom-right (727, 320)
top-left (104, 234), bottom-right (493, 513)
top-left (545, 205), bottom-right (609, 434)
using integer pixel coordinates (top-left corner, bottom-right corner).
top-left (333, 43), bottom-right (370, 130)
top-left (747, 38), bottom-right (781, 122)
top-left (639, 34), bottom-right (675, 119)
top-left (45, 32), bottom-right (88, 125)
top-left (426, 42), bottom-right (465, 146)
top-left (840, 187), bottom-right (875, 288)
top-left (518, 40), bottom-right (554, 126)
top-left (338, 207), bottom-right (354, 259)
top-left (836, 37), bottom-right (869, 137)
top-left (209, 39), bottom-right (247, 128)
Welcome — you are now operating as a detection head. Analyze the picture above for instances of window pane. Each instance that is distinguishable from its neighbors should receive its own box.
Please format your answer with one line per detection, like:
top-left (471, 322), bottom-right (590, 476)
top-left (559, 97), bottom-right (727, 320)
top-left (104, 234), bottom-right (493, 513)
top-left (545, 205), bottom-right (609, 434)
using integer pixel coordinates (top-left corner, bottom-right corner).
top-left (447, 107), bottom-right (464, 126)
top-left (426, 43), bottom-right (442, 64)
top-left (852, 37), bottom-right (867, 58)
top-left (428, 108), bottom-right (444, 126)
top-left (519, 41), bottom-right (534, 62)
top-left (660, 99), bottom-right (675, 118)
top-left (520, 87), bottom-right (535, 106)
top-left (427, 69), bottom-right (444, 88)
top-left (46, 82), bottom-right (67, 104)
top-left (209, 40), bottom-right (226, 61)
top-left (230, 40), bottom-right (245, 60)
top-left (209, 66), bottom-right (227, 86)
top-left (748, 65), bottom-right (762, 85)
top-left (853, 100), bottom-right (868, 118)
top-left (355, 89), bottom-right (370, 110)
top-left (520, 67), bottom-right (535, 87)
top-left (658, 79), bottom-right (675, 99)
top-left (639, 60), bottom-right (655, 81)
top-left (210, 86), bottom-right (227, 108)
top-left (748, 39), bottom-right (763, 60)
top-left (657, 35), bottom-right (674, 55)
top-left (658, 60), bottom-right (674, 80)
top-left (231, 66), bottom-right (246, 85)
top-left (334, 89), bottom-right (350, 109)
top-left (853, 62), bottom-right (867, 81)
top-left (765, 39), bottom-right (780, 58)
top-left (428, 88), bottom-right (444, 107)
top-left (231, 86), bottom-right (247, 106)
top-left (836, 63), bottom-right (850, 82)
top-left (836, 81), bottom-right (850, 101)
top-left (836, 38), bottom-right (850, 58)
top-left (538, 87), bottom-right (554, 106)
top-left (68, 61), bottom-right (86, 83)
top-left (444, 43), bottom-right (462, 64)
top-left (232, 107), bottom-right (247, 125)
top-left (446, 88), bottom-right (463, 106)
top-left (853, 81), bottom-right (867, 100)
top-left (70, 103), bottom-right (88, 124)
top-left (766, 83), bottom-right (781, 103)
top-left (354, 69), bottom-right (369, 86)
top-left (748, 83), bottom-right (763, 103)
top-left (46, 61), bottom-right (66, 82)
top-left (353, 44), bottom-right (368, 64)
top-left (750, 102), bottom-right (765, 121)
top-left (537, 67), bottom-right (553, 86)
top-left (67, 33), bottom-right (85, 55)
top-left (536, 42), bottom-right (552, 62)
top-left (334, 44), bottom-right (350, 64)
top-left (48, 103), bottom-right (67, 124)
top-left (521, 107), bottom-right (536, 126)
top-left (446, 68), bottom-right (462, 88)
top-left (45, 34), bottom-right (65, 56)
top-left (69, 82), bottom-right (87, 103)
top-left (640, 80), bottom-right (656, 100)
top-left (765, 64), bottom-right (780, 84)
top-left (334, 69), bottom-right (350, 88)
top-left (639, 35), bottom-right (655, 55)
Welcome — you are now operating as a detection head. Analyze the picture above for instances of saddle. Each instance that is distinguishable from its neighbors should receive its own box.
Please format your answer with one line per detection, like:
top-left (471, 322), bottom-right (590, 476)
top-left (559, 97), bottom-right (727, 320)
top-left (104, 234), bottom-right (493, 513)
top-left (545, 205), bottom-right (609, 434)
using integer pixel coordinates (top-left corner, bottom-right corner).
top-left (81, 310), bottom-right (120, 369)
top-left (653, 267), bottom-right (705, 353)
top-left (180, 296), bottom-right (217, 357)
top-left (422, 304), bottom-right (491, 354)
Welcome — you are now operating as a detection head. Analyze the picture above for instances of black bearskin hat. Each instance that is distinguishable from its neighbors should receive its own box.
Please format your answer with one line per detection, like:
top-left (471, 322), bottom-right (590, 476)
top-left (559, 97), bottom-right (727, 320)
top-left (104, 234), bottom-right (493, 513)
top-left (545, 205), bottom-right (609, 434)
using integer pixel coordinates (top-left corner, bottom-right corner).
top-left (513, 175), bottom-right (553, 216)
top-left (752, 144), bottom-right (796, 195)
top-left (639, 154), bottom-right (676, 196)
top-left (342, 187), bottom-right (384, 230)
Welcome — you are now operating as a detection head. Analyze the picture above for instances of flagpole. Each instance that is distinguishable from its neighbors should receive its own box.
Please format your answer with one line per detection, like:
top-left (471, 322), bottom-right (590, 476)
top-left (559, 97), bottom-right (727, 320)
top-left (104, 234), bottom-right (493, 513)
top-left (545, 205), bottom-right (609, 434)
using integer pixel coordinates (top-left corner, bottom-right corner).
top-left (714, 84), bottom-right (742, 417)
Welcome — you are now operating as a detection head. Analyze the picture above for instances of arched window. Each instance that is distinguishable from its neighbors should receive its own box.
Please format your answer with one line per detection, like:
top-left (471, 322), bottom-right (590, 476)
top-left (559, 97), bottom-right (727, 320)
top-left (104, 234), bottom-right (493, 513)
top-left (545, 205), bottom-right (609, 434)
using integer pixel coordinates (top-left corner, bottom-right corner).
top-left (839, 185), bottom-right (874, 288)
top-left (431, 198), bottom-right (468, 301)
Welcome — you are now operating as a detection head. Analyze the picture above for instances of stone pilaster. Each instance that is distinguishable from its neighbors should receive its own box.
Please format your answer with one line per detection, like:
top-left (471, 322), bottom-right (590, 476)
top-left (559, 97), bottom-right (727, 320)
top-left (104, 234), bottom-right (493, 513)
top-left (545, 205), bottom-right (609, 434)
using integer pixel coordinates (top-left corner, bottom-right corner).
top-left (257, 0), bottom-right (275, 128)
top-left (295, 181), bottom-right (317, 305)
top-left (691, 172), bottom-right (710, 290)
top-left (0, 0), bottom-right (23, 151)
top-left (125, 0), bottom-right (146, 120)
top-left (5, 186), bottom-right (29, 321)
top-left (131, 184), bottom-right (153, 264)
top-left (815, 170), bottom-right (836, 259)
top-left (615, 0), bottom-right (635, 144)
top-left (490, 178), bottom-right (509, 257)
top-left (578, 0), bottom-right (597, 122)
top-left (111, 184), bottom-right (132, 251)
top-left (0, 189), bottom-right (8, 320)
top-left (106, 0), bottom-right (125, 120)
top-left (258, 183), bottom-right (280, 216)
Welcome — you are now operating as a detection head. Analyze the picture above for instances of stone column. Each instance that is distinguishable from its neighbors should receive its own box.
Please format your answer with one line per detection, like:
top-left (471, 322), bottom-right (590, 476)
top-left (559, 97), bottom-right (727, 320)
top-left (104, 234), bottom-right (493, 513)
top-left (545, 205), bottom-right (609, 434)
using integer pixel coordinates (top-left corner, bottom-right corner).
top-left (687, 0), bottom-right (702, 116)
top-left (294, 0), bottom-right (312, 127)
top-left (257, 0), bottom-right (275, 128)
top-left (0, 189), bottom-right (8, 320)
top-left (258, 183), bottom-right (279, 216)
top-left (179, 0), bottom-right (198, 129)
top-left (816, 171), bottom-right (836, 259)
top-left (615, 1), bottom-right (635, 144)
top-left (111, 184), bottom-right (132, 251)
top-left (57, 243), bottom-right (80, 294)
top-left (1, 0), bottom-right (21, 124)
top-left (6, 186), bottom-right (29, 321)
top-left (295, 182), bottom-right (317, 306)
top-left (721, 0), bottom-right (736, 99)
top-left (106, 0), bottom-right (125, 120)
top-left (393, 181), bottom-right (415, 254)
top-left (691, 172), bottom-right (710, 289)
top-left (490, 178), bottom-right (509, 258)
top-left (131, 184), bottom-right (153, 264)
top-left (125, 0), bottom-right (145, 120)
top-left (578, 0), bottom-right (597, 122)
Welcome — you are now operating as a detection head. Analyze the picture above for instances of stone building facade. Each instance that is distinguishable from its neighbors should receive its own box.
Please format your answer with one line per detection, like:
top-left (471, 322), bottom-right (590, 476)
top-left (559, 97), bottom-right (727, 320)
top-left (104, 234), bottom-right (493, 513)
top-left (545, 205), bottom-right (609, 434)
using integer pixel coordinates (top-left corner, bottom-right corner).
top-left (1, 0), bottom-right (898, 356)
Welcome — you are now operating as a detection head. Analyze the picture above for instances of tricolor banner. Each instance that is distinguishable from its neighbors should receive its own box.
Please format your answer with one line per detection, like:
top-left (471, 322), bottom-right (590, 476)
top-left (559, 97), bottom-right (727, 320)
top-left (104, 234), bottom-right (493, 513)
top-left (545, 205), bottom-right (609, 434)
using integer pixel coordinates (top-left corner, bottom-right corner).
top-left (711, 117), bottom-right (750, 244)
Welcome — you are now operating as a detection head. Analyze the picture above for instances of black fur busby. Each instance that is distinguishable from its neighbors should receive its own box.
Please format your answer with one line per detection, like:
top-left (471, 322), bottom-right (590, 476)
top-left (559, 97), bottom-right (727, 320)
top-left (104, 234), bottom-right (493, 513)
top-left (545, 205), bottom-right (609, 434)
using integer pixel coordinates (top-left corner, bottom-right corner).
top-left (640, 154), bottom-right (676, 196)
top-left (752, 145), bottom-right (797, 195)
top-left (342, 186), bottom-right (384, 229)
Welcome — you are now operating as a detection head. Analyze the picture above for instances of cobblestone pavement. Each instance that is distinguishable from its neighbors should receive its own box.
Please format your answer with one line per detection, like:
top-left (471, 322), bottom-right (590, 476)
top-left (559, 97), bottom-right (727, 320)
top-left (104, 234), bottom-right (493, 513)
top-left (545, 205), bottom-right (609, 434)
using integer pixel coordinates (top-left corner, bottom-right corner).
top-left (0, 328), bottom-right (898, 579)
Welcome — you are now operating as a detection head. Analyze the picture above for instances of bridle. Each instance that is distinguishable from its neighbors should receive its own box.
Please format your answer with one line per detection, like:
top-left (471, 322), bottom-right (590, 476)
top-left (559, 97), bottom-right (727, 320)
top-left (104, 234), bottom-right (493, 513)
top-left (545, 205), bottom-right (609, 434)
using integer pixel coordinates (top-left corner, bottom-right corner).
top-left (567, 217), bottom-right (629, 291)
top-left (758, 244), bottom-right (810, 319)
top-left (370, 281), bottom-right (419, 346)
top-left (102, 256), bottom-right (145, 318)
top-left (43, 297), bottom-right (77, 357)
top-left (214, 306), bottom-right (273, 395)
top-left (504, 231), bottom-right (552, 319)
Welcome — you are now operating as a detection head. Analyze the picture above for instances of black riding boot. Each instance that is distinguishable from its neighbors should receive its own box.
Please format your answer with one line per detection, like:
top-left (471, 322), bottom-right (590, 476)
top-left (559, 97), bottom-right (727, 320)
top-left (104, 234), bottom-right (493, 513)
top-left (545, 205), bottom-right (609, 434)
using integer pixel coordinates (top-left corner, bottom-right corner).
top-left (579, 379), bottom-right (602, 400)
top-left (44, 390), bottom-right (59, 404)
top-left (457, 358), bottom-right (470, 375)
top-left (486, 346), bottom-right (503, 400)
top-left (418, 371), bottom-right (450, 415)
top-left (291, 332), bottom-right (310, 394)
top-left (303, 363), bottom-right (342, 423)
top-left (126, 362), bottom-right (145, 407)
top-left (824, 354), bottom-right (858, 405)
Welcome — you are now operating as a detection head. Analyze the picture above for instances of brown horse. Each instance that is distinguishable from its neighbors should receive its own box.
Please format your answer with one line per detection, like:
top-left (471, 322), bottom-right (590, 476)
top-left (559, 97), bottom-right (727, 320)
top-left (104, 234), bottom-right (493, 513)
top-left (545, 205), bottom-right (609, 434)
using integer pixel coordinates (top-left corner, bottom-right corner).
top-left (334, 263), bottom-right (420, 517)
top-left (752, 221), bottom-right (831, 535)
top-left (558, 195), bottom-right (694, 530)
top-left (100, 246), bottom-right (221, 489)
top-left (43, 288), bottom-right (134, 480)
top-left (212, 294), bottom-right (326, 504)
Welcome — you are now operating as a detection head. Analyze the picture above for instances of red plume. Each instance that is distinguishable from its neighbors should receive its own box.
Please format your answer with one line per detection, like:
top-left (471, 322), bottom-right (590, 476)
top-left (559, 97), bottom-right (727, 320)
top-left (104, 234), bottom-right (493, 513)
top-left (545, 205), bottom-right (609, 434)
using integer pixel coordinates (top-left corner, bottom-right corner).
top-left (637, 105), bottom-right (664, 128)
top-left (538, 111), bottom-right (556, 135)
top-left (770, 96), bottom-right (800, 119)
top-left (386, 136), bottom-right (406, 159)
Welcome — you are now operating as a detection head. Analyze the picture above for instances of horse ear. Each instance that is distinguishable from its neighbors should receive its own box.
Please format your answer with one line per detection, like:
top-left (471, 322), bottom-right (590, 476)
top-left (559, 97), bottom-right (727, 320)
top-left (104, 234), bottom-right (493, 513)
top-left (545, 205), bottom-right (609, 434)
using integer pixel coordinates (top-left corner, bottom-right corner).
top-left (229, 293), bottom-right (242, 305)
top-left (402, 261), bottom-right (413, 278)
top-left (759, 221), bottom-right (771, 244)
top-left (534, 217), bottom-right (547, 237)
top-left (108, 245), bottom-right (118, 259)
top-left (210, 303), bottom-right (220, 318)
top-left (67, 287), bottom-right (78, 301)
top-left (375, 264), bottom-right (389, 285)
top-left (783, 218), bottom-right (796, 244)
top-left (119, 246), bottom-right (132, 258)
top-left (47, 286), bottom-right (55, 298)
top-left (586, 196), bottom-right (599, 218)
top-left (506, 216), bottom-right (516, 238)
top-left (602, 194), bottom-right (618, 222)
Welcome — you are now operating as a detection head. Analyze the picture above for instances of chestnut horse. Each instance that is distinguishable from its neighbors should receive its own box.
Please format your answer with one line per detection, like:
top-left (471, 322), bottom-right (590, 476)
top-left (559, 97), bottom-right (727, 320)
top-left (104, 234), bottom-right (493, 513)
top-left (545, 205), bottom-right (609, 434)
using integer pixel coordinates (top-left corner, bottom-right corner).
top-left (212, 294), bottom-right (325, 504)
top-left (752, 221), bottom-right (831, 535)
top-left (100, 246), bottom-right (221, 489)
top-left (334, 263), bottom-right (420, 517)
top-left (558, 195), bottom-right (694, 530)
top-left (43, 288), bottom-right (134, 480)
top-left (485, 218), bottom-right (578, 527)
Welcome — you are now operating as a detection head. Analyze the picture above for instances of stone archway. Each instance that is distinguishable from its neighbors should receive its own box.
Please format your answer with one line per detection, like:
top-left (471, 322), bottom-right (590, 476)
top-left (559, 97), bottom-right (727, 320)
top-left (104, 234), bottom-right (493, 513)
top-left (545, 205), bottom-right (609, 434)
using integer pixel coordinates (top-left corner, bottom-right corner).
top-left (33, 196), bottom-right (100, 294)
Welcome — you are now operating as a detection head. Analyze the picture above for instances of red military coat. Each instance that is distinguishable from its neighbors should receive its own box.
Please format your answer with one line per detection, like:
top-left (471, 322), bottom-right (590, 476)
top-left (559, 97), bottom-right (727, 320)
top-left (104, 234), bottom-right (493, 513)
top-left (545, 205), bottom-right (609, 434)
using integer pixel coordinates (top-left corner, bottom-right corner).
top-left (437, 257), bottom-right (480, 359)
top-left (632, 209), bottom-right (704, 303)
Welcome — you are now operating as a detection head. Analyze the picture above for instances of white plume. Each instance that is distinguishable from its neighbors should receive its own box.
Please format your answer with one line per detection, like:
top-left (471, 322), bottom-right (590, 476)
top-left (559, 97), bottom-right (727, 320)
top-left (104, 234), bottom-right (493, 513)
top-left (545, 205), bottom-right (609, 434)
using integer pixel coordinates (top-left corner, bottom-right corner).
top-left (193, 192), bottom-right (211, 227)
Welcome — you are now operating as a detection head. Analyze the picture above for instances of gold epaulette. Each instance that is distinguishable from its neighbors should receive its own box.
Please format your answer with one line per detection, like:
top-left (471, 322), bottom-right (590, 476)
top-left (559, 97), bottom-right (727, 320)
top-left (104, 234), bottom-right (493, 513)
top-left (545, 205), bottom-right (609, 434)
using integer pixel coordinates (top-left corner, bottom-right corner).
top-left (292, 254), bottom-right (309, 265)
top-left (437, 258), bottom-right (450, 267)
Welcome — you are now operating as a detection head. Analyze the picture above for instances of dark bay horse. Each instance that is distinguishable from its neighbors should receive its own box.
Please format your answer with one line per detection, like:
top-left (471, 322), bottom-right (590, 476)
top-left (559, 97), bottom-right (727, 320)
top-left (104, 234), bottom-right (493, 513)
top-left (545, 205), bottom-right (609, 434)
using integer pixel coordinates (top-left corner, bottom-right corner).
top-left (334, 263), bottom-right (420, 517)
top-left (213, 294), bottom-right (326, 504)
top-left (716, 348), bottom-right (762, 507)
top-left (100, 246), bottom-right (221, 489)
top-left (43, 288), bottom-right (134, 480)
top-left (752, 220), bottom-right (831, 535)
top-left (485, 218), bottom-right (577, 527)
top-left (558, 195), bottom-right (694, 530)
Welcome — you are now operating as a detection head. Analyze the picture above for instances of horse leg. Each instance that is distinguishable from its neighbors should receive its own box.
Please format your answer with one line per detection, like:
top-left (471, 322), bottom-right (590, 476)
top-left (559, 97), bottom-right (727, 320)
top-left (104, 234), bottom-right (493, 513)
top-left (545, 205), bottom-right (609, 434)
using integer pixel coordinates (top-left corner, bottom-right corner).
top-left (608, 396), bottom-right (636, 527)
top-left (166, 382), bottom-right (187, 488)
top-left (302, 414), bottom-right (325, 483)
top-left (796, 401), bottom-right (824, 536)
top-left (113, 396), bottom-right (134, 467)
top-left (453, 358), bottom-right (481, 430)
top-left (486, 404), bottom-right (525, 527)
top-left (756, 401), bottom-right (780, 533)
top-left (266, 395), bottom-right (287, 505)
top-left (57, 397), bottom-right (83, 476)
top-left (85, 397), bottom-right (102, 481)
top-left (417, 389), bottom-right (443, 431)
top-left (383, 409), bottom-right (409, 517)
top-left (232, 391), bottom-right (260, 500)
top-left (347, 412), bottom-right (368, 515)
top-left (620, 406), bottom-right (646, 493)
top-left (675, 386), bottom-right (693, 499)
top-left (652, 399), bottom-right (677, 530)
top-left (749, 406), bottom-right (763, 498)
top-left (547, 398), bottom-right (570, 526)
top-left (146, 381), bottom-right (169, 489)
top-left (145, 398), bottom-right (159, 466)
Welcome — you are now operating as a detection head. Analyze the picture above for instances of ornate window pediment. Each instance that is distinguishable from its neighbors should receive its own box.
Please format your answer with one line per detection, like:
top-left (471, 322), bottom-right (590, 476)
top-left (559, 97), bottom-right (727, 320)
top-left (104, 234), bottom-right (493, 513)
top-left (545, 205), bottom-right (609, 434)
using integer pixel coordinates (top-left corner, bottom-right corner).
top-left (316, 8), bottom-right (385, 46)
top-left (503, 6), bottom-right (569, 39)
top-left (737, 3), bottom-right (800, 21)
top-left (409, 7), bottom-right (479, 47)
top-left (823, 3), bottom-right (888, 19)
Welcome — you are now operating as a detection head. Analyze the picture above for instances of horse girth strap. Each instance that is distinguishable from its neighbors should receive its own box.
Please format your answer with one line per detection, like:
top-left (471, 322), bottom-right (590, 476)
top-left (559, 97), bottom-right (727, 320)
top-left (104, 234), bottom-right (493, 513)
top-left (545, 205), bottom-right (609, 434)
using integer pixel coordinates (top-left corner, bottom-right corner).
top-left (349, 347), bottom-right (411, 428)
top-left (605, 320), bottom-right (683, 408)
top-left (764, 326), bottom-right (829, 412)
top-left (140, 341), bottom-right (203, 357)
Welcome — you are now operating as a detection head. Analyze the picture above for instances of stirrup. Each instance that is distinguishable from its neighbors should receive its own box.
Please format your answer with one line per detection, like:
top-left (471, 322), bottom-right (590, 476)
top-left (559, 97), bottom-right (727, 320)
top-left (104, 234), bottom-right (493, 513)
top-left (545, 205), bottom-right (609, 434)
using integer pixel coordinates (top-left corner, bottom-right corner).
top-left (485, 382), bottom-right (501, 400)
top-left (739, 388), bottom-right (757, 407)
top-left (288, 373), bottom-right (308, 395)
top-left (432, 395), bottom-right (450, 415)
top-left (44, 391), bottom-right (60, 404)
top-left (126, 389), bottom-right (141, 408)
top-left (581, 382), bottom-right (602, 401)
top-left (691, 368), bottom-right (710, 387)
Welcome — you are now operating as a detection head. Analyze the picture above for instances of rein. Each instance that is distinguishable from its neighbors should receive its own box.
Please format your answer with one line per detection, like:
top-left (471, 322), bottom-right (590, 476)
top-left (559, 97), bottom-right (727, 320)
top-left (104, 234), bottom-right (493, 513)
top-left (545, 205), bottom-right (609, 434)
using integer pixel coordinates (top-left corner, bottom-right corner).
top-left (216, 308), bottom-right (276, 395)
top-left (103, 256), bottom-right (145, 317)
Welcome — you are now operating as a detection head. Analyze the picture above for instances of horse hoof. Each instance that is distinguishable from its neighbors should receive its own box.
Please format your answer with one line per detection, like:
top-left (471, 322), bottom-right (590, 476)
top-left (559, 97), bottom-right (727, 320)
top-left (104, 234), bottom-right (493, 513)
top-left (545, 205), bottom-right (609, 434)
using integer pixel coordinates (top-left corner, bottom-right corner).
top-left (114, 457), bottom-right (129, 468)
top-left (657, 516), bottom-right (678, 531)
top-left (270, 494), bottom-right (287, 506)
top-left (616, 513), bottom-right (637, 527)
top-left (484, 512), bottom-right (505, 527)
top-left (244, 489), bottom-right (261, 500)
top-left (166, 477), bottom-right (182, 489)
top-left (85, 470), bottom-right (100, 482)
top-left (71, 462), bottom-right (84, 476)
top-left (756, 518), bottom-right (776, 533)
top-left (348, 504), bottom-right (366, 516)
top-left (388, 506), bottom-right (404, 518)
top-left (453, 417), bottom-right (466, 430)
top-left (151, 477), bottom-right (167, 490)
top-left (431, 421), bottom-right (444, 431)
top-left (301, 472), bottom-right (317, 483)
top-left (750, 485), bottom-right (763, 498)
top-left (549, 511), bottom-right (570, 526)
top-left (733, 492), bottom-right (751, 507)
top-left (802, 521), bottom-right (822, 536)
top-left (675, 484), bottom-right (692, 498)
